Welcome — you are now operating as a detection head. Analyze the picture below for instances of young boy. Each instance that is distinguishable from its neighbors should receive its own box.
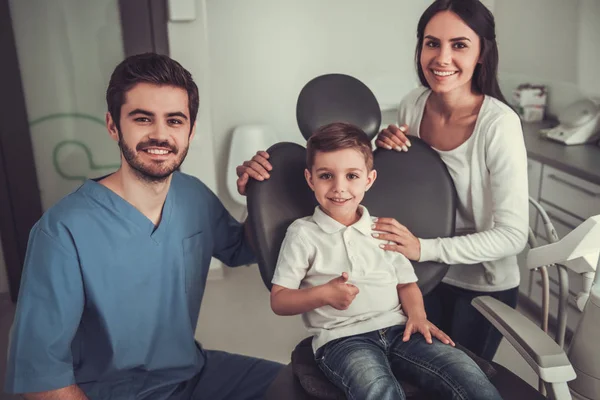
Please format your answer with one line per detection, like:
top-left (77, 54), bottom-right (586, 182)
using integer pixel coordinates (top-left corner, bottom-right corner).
top-left (270, 122), bottom-right (502, 400)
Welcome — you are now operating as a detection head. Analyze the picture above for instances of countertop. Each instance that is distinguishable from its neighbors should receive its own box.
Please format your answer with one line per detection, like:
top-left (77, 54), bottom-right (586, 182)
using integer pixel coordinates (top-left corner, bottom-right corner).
top-left (522, 121), bottom-right (600, 185)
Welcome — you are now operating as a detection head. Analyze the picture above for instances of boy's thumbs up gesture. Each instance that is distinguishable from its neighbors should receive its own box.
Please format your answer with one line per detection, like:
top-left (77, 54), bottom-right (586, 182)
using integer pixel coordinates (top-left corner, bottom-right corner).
top-left (325, 272), bottom-right (359, 310)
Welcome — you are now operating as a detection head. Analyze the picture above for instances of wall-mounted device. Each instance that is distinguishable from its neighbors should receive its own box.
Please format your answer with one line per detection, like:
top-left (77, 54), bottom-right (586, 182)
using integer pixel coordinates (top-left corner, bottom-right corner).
top-left (542, 99), bottom-right (600, 145)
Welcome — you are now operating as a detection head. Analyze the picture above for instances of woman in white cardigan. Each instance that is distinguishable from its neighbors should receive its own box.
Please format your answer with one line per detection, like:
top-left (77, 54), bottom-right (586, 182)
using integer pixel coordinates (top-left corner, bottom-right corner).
top-left (374, 0), bottom-right (529, 361)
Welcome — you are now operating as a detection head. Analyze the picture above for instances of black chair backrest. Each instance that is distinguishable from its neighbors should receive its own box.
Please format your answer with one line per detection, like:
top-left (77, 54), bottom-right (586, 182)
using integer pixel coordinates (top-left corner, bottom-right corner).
top-left (247, 74), bottom-right (456, 295)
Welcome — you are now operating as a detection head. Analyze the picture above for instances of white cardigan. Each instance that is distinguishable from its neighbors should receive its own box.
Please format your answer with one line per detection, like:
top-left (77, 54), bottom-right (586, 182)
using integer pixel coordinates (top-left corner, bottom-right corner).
top-left (398, 87), bottom-right (529, 291)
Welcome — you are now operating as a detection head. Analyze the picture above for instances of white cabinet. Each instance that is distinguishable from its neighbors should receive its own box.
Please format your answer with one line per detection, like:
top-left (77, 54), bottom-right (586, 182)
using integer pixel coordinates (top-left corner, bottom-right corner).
top-left (540, 165), bottom-right (600, 219)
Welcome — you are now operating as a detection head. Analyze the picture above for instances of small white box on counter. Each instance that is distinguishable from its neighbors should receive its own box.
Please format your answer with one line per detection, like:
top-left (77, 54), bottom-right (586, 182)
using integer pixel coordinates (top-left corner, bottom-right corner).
top-left (513, 84), bottom-right (547, 122)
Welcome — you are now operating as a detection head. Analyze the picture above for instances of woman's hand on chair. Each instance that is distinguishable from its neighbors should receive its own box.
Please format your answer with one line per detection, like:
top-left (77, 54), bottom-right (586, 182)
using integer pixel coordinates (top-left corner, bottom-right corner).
top-left (372, 217), bottom-right (421, 261)
top-left (375, 124), bottom-right (411, 152)
top-left (403, 316), bottom-right (455, 346)
top-left (236, 150), bottom-right (272, 195)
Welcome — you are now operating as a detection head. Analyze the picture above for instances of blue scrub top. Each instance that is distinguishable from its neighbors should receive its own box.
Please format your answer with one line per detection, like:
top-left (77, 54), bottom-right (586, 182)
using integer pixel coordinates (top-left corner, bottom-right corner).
top-left (5, 172), bottom-right (255, 398)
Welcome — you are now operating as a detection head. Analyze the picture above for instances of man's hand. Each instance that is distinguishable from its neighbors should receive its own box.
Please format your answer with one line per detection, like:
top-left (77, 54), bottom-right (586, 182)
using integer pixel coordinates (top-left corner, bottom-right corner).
top-left (402, 316), bottom-right (455, 346)
top-left (236, 151), bottom-right (272, 195)
top-left (324, 272), bottom-right (359, 310)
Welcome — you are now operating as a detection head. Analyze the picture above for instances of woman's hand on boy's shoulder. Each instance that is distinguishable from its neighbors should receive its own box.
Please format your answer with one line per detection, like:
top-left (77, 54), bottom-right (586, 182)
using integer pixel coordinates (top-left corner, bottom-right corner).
top-left (375, 124), bottom-right (411, 152)
top-left (372, 217), bottom-right (421, 261)
top-left (403, 316), bottom-right (455, 346)
top-left (236, 150), bottom-right (272, 195)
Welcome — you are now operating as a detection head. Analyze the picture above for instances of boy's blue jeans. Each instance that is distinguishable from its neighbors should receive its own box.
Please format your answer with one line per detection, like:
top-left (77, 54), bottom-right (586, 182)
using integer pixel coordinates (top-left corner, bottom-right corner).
top-left (315, 325), bottom-right (502, 400)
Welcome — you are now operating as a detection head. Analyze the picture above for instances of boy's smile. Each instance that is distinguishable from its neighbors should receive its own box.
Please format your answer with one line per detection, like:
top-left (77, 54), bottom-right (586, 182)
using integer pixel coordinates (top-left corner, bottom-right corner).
top-left (328, 197), bottom-right (352, 204)
top-left (305, 148), bottom-right (376, 226)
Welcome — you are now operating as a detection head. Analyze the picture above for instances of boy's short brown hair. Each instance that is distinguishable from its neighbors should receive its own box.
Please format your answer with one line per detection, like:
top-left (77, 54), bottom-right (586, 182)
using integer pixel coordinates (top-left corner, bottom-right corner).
top-left (306, 122), bottom-right (374, 171)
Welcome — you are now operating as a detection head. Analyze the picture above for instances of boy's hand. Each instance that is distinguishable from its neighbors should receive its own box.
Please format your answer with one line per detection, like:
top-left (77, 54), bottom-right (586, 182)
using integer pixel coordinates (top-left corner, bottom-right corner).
top-left (403, 316), bottom-right (455, 346)
top-left (324, 272), bottom-right (359, 310)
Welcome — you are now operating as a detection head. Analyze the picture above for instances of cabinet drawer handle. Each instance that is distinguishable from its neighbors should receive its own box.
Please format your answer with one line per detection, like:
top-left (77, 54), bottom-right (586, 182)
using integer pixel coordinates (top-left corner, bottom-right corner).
top-left (545, 211), bottom-right (577, 230)
top-left (547, 174), bottom-right (600, 197)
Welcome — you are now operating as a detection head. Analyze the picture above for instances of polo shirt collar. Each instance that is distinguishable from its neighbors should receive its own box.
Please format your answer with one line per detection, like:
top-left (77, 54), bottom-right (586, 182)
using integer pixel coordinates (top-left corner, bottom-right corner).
top-left (312, 205), bottom-right (373, 236)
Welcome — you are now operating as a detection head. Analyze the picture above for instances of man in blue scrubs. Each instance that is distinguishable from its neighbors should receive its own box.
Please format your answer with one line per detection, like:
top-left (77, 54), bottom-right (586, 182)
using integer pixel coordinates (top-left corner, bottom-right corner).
top-left (5, 53), bottom-right (282, 400)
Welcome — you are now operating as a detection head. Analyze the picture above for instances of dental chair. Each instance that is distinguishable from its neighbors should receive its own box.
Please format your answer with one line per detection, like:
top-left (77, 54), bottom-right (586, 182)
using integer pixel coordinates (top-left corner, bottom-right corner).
top-left (246, 73), bottom-right (588, 399)
top-left (474, 205), bottom-right (600, 400)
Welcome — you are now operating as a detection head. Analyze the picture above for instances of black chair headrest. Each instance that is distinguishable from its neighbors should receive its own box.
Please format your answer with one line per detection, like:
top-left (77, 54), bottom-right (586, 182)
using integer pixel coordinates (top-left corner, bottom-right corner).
top-left (296, 73), bottom-right (381, 140)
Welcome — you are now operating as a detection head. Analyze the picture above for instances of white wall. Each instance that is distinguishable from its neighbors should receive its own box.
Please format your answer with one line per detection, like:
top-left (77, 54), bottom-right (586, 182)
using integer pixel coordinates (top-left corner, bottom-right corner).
top-left (496, 0), bottom-right (579, 85)
top-left (578, 0), bottom-right (600, 97)
top-left (495, 0), bottom-right (600, 115)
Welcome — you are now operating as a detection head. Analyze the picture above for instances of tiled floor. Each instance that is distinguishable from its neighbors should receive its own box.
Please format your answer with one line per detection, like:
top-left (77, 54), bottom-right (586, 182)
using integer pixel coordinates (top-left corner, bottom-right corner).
top-left (0, 270), bottom-right (547, 398)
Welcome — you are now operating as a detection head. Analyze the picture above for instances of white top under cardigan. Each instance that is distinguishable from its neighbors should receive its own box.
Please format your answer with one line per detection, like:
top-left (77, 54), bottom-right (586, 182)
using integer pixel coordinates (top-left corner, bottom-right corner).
top-left (398, 87), bottom-right (529, 292)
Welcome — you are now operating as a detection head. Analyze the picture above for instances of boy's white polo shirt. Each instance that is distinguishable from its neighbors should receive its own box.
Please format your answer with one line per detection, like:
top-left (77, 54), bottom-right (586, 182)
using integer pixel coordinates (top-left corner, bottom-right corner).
top-left (272, 205), bottom-right (418, 352)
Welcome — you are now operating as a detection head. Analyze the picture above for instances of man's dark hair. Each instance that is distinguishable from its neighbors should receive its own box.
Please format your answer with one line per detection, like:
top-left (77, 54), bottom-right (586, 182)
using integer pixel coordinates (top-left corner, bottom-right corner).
top-left (106, 53), bottom-right (199, 133)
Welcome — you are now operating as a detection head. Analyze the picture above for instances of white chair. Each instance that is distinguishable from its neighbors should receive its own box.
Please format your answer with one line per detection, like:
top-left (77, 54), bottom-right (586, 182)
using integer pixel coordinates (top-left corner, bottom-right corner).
top-left (227, 124), bottom-right (279, 213)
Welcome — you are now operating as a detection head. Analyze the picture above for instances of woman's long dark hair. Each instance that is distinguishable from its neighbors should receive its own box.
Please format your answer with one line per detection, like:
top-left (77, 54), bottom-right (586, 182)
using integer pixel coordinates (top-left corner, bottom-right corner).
top-left (415, 0), bottom-right (508, 105)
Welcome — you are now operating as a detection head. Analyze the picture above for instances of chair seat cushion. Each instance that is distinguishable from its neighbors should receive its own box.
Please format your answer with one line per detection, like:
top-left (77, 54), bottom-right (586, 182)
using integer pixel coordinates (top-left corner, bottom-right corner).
top-left (291, 336), bottom-right (497, 400)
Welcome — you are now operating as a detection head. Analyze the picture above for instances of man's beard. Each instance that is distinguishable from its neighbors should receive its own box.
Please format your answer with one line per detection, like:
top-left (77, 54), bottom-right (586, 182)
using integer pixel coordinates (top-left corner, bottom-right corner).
top-left (118, 130), bottom-right (189, 184)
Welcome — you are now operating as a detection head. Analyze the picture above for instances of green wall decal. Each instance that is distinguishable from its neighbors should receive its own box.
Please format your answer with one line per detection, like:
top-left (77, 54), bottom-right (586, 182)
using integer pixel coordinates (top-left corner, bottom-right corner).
top-left (29, 112), bottom-right (105, 128)
top-left (29, 113), bottom-right (120, 183)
